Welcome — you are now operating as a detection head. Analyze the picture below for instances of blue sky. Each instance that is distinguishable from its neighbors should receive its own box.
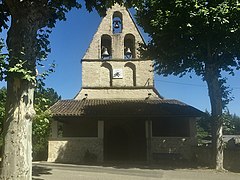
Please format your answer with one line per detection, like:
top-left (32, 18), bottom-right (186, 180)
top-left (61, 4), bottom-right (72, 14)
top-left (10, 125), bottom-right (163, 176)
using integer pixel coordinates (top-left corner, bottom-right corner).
top-left (0, 7), bottom-right (239, 115)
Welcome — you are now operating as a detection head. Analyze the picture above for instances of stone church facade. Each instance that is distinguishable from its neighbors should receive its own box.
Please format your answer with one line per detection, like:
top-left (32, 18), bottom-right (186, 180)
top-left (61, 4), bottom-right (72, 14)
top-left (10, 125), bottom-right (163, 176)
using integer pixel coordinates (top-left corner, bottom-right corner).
top-left (48, 4), bottom-right (203, 163)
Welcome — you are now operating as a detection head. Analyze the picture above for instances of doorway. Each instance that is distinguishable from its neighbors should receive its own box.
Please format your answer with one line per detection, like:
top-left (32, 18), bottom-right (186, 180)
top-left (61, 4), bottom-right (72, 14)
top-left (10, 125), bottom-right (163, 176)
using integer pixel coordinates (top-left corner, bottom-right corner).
top-left (104, 119), bottom-right (146, 162)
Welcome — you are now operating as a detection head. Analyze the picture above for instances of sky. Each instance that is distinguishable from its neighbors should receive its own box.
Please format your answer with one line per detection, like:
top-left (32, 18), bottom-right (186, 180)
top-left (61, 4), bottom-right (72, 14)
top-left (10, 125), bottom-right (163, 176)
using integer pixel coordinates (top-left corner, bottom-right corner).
top-left (0, 6), bottom-right (239, 116)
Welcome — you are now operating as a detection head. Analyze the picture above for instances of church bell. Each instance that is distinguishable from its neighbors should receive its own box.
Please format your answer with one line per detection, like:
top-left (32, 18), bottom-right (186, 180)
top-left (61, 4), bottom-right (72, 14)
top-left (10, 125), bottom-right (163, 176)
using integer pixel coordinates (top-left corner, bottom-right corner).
top-left (125, 48), bottom-right (132, 55)
top-left (113, 20), bottom-right (120, 29)
top-left (125, 47), bottom-right (132, 59)
top-left (102, 47), bottom-right (109, 58)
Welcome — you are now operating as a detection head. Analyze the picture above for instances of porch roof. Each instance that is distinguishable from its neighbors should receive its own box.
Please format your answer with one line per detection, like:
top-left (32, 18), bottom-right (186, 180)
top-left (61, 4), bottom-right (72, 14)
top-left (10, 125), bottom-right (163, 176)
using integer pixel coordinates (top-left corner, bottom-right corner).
top-left (49, 99), bottom-right (204, 118)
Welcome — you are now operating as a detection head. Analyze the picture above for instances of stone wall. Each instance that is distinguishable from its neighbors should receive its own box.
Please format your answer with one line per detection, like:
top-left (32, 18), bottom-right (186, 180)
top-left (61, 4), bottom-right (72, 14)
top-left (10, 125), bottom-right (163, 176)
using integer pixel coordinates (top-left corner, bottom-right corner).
top-left (151, 137), bottom-right (196, 161)
top-left (75, 88), bottom-right (159, 100)
top-left (194, 146), bottom-right (240, 170)
top-left (81, 60), bottom-right (154, 88)
top-left (48, 138), bottom-right (103, 163)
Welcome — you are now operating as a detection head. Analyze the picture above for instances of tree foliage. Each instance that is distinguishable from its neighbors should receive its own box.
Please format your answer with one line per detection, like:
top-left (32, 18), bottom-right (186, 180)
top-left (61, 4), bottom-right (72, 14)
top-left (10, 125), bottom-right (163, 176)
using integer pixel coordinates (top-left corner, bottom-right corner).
top-left (0, 0), bottom-right (82, 83)
top-left (136, 0), bottom-right (240, 93)
top-left (222, 111), bottom-right (240, 135)
top-left (135, 0), bottom-right (240, 106)
top-left (0, 87), bottom-right (6, 135)
top-left (197, 110), bottom-right (240, 145)
top-left (197, 111), bottom-right (211, 143)
top-left (33, 86), bottom-right (60, 160)
top-left (0, 39), bottom-right (7, 81)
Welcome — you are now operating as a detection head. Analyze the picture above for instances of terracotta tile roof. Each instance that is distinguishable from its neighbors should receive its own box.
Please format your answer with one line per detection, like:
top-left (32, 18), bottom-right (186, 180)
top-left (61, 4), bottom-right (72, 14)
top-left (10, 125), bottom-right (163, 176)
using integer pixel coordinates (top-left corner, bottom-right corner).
top-left (49, 99), bottom-right (204, 118)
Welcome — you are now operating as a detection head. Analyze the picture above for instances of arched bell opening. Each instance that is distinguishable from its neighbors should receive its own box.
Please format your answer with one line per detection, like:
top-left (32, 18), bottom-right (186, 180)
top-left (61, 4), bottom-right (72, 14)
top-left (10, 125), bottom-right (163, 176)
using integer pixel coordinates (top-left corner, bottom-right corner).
top-left (101, 34), bottom-right (112, 59)
top-left (124, 34), bottom-right (135, 59)
top-left (112, 11), bottom-right (123, 34)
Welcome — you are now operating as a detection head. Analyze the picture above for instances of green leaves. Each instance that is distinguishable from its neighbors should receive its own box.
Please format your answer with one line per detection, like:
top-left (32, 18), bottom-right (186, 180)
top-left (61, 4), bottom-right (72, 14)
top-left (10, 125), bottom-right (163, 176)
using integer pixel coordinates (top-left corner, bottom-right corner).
top-left (32, 86), bottom-right (60, 160)
top-left (222, 111), bottom-right (240, 135)
top-left (37, 61), bottom-right (56, 88)
top-left (0, 39), bottom-right (7, 81)
top-left (34, 87), bottom-right (60, 113)
top-left (0, 39), bottom-right (6, 81)
top-left (136, 0), bottom-right (240, 67)
top-left (32, 109), bottom-right (52, 160)
top-left (8, 59), bottom-right (36, 82)
top-left (47, 0), bottom-right (81, 28)
top-left (1, 40), bottom-right (38, 82)
top-left (0, 87), bottom-right (6, 135)
top-left (197, 110), bottom-right (240, 144)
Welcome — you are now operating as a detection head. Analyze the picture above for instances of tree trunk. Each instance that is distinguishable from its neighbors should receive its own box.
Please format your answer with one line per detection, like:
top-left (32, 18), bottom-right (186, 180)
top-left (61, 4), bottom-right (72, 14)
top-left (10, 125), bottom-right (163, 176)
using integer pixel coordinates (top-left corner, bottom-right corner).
top-left (0, 1), bottom-right (40, 178)
top-left (1, 79), bottom-right (35, 179)
top-left (205, 64), bottom-right (224, 171)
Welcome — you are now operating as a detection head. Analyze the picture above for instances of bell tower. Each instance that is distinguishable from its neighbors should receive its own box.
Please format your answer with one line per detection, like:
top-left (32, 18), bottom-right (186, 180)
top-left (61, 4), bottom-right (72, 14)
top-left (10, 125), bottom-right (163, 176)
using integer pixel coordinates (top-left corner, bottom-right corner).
top-left (75, 4), bottom-right (161, 100)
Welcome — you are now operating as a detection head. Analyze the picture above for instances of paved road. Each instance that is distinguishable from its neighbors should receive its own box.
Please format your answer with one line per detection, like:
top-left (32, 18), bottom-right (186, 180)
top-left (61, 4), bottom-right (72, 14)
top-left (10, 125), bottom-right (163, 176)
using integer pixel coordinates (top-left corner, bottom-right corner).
top-left (33, 162), bottom-right (240, 180)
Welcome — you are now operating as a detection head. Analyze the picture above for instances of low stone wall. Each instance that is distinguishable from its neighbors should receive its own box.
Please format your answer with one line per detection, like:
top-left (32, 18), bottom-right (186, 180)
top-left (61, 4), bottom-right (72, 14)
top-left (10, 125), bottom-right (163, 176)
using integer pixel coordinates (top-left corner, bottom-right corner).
top-left (224, 148), bottom-right (240, 170)
top-left (193, 146), bottom-right (212, 166)
top-left (151, 137), bottom-right (196, 160)
top-left (48, 138), bottom-right (103, 163)
top-left (194, 146), bottom-right (240, 170)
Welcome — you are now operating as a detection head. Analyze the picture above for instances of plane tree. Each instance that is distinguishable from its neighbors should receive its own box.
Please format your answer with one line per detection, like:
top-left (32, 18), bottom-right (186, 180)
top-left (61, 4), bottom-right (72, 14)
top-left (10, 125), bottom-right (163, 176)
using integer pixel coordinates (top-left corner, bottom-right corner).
top-left (135, 0), bottom-right (240, 170)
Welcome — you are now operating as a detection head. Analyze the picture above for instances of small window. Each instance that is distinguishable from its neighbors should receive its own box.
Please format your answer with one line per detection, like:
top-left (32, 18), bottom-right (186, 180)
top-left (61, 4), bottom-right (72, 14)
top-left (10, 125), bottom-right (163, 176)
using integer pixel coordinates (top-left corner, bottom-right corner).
top-left (113, 11), bottom-right (123, 34)
top-left (101, 34), bottom-right (112, 59)
top-left (124, 34), bottom-right (135, 59)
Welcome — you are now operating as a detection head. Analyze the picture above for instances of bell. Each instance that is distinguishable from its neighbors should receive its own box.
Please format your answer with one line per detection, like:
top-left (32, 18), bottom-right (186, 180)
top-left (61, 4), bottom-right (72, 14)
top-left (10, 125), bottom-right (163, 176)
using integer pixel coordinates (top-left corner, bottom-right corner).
top-left (102, 47), bottom-right (109, 58)
top-left (125, 47), bottom-right (132, 59)
top-left (125, 48), bottom-right (132, 55)
top-left (113, 20), bottom-right (120, 29)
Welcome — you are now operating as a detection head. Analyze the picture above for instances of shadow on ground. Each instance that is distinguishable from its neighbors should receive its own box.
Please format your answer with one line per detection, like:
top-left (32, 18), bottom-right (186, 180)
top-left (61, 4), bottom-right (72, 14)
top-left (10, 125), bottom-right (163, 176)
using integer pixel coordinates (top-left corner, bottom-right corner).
top-left (225, 167), bottom-right (240, 173)
top-left (102, 160), bottom-right (206, 170)
top-left (69, 159), bottom-right (207, 170)
top-left (72, 159), bottom-right (240, 173)
top-left (32, 165), bottom-right (52, 180)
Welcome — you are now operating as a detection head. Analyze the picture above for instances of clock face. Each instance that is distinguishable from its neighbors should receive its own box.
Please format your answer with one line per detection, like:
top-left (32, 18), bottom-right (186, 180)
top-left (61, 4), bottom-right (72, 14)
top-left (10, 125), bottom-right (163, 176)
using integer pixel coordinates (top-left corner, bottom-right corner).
top-left (113, 69), bottom-right (123, 79)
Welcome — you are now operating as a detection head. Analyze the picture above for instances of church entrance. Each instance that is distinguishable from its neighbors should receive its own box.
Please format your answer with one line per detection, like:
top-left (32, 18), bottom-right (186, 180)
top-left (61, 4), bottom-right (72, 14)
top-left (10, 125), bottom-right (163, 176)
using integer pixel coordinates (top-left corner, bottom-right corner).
top-left (104, 118), bottom-right (146, 162)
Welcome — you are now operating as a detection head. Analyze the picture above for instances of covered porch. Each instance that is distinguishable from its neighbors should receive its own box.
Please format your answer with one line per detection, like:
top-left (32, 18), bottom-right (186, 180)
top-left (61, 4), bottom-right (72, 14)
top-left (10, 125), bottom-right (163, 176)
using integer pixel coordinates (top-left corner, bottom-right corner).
top-left (48, 99), bottom-right (203, 163)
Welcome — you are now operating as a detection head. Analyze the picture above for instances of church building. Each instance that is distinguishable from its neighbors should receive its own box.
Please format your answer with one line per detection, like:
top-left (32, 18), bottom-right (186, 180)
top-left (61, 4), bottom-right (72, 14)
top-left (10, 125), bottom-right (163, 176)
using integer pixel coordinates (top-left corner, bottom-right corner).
top-left (48, 4), bottom-right (203, 163)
